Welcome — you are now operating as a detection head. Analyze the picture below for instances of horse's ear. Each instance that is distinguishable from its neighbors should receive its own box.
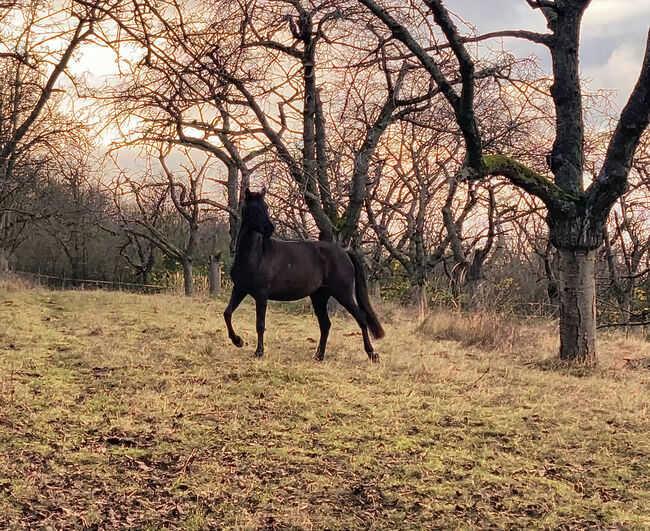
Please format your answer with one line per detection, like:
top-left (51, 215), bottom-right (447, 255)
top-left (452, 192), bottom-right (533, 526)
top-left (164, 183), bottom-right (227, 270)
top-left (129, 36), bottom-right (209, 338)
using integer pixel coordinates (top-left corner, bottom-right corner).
top-left (244, 187), bottom-right (251, 199)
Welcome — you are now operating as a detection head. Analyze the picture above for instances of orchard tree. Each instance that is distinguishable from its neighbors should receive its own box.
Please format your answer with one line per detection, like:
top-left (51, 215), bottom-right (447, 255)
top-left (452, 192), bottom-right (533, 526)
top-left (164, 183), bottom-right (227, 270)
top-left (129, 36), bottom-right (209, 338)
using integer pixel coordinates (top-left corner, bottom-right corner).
top-left (113, 149), bottom-right (224, 296)
top-left (82, 0), bottom-right (254, 256)
top-left (359, 0), bottom-right (650, 363)
top-left (228, 0), bottom-right (439, 245)
top-left (0, 0), bottom-right (106, 269)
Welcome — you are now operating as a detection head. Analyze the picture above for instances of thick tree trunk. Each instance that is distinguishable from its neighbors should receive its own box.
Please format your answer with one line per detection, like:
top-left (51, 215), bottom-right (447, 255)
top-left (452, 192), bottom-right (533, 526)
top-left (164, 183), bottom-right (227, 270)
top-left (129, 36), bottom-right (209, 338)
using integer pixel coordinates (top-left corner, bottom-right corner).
top-left (557, 249), bottom-right (597, 364)
top-left (182, 258), bottom-right (193, 297)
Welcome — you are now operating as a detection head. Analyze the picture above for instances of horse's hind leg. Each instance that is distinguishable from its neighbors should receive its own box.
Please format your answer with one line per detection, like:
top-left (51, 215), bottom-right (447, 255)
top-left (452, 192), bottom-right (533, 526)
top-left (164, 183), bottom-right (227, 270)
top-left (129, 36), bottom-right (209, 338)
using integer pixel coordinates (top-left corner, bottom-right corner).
top-left (310, 289), bottom-right (331, 361)
top-left (224, 285), bottom-right (247, 347)
top-left (253, 294), bottom-right (268, 358)
top-left (332, 292), bottom-right (378, 363)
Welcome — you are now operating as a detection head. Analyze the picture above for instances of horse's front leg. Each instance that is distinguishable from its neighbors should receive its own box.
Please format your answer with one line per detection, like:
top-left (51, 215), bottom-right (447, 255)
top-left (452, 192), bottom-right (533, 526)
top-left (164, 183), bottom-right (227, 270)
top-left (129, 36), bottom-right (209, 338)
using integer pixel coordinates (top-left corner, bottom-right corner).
top-left (224, 285), bottom-right (247, 347)
top-left (254, 294), bottom-right (268, 358)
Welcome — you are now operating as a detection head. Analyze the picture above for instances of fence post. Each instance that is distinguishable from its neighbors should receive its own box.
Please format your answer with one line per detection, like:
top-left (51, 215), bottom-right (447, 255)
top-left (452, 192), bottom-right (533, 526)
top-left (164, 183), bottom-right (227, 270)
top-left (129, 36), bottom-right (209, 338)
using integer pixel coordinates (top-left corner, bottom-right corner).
top-left (208, 253), bottom-right (222, 297)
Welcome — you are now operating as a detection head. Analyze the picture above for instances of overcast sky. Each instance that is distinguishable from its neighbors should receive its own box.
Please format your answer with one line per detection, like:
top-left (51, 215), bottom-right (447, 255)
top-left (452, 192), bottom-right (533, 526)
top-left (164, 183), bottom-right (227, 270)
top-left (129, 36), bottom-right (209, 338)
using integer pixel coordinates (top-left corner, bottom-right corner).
top-left (453, 0), bottom-right (650, 108)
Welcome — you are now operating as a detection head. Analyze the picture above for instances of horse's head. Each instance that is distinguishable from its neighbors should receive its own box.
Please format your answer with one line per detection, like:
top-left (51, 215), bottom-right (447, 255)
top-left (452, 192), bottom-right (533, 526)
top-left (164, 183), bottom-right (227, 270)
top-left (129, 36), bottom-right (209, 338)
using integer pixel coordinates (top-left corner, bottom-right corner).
top-left (242, 187), bottom-right (275, 238)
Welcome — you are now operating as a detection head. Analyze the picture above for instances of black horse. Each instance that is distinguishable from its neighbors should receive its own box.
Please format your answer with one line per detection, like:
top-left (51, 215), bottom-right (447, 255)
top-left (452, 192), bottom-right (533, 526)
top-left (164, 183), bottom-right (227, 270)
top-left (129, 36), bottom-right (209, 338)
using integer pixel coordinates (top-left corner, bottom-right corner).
top-left (224, 188), bottom-right (384, 362)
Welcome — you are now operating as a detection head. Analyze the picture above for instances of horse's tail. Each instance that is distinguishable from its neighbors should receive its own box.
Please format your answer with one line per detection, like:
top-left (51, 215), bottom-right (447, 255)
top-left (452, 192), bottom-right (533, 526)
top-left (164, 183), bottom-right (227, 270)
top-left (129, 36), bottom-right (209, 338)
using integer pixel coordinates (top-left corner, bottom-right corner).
top-left (348, 251), bottom-right (385, 340)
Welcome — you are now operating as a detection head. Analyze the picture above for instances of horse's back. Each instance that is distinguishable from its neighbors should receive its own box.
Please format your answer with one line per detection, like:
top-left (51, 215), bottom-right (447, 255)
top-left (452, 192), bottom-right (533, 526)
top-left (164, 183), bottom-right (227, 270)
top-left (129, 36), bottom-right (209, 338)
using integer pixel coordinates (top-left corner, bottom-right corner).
top-left (266, 239), bottom-right (353, 300)
top-left (273, 239), bottom-right (352, 273)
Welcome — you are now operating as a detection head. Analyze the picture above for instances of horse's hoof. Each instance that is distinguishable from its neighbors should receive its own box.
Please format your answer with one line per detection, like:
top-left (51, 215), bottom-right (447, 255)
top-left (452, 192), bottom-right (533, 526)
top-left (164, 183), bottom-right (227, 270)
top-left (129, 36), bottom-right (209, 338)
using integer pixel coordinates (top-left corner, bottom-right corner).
top-left (313, 353), bottom-right (324, 362)
top-left (369, 353), bottom-right (380, 363)
top-left (233, 336), bottom-right (243, 348)
top-left (254, 350), bottom-right (264, 358)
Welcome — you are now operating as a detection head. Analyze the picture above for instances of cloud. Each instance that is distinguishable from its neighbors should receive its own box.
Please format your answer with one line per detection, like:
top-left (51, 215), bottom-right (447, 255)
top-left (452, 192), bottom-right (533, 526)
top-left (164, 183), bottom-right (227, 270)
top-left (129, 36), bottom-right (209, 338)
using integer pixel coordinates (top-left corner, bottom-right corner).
top-left (582, 0), bottom-right (650, 39)
top-left (456, 0), bottom-right (648, 107)
top-left (583, 41), bottom-right (645, 107)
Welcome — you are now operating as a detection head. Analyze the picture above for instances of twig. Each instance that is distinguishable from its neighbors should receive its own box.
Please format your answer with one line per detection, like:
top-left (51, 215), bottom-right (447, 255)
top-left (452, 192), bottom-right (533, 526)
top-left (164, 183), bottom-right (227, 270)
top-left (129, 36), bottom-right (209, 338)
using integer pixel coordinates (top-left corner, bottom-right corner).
top-left (597, 321), bottom-right (650, 330)
top-left (456, 365), bottom-right (491, 395)
top-left (471, 365), bottom-right (490, 387)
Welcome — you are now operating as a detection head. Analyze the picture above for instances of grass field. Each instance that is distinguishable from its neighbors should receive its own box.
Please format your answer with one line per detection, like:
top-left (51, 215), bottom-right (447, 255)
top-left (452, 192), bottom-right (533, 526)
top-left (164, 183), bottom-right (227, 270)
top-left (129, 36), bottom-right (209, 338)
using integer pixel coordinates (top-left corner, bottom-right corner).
top-left (0, 278), bottom-right (649, 529)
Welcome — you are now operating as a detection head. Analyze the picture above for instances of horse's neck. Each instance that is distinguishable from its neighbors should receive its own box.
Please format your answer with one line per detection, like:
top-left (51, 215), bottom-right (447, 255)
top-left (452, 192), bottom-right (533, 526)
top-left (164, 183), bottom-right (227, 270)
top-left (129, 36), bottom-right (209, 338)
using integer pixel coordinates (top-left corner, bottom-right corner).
top-left (234, 228), bottom-right (265, 267)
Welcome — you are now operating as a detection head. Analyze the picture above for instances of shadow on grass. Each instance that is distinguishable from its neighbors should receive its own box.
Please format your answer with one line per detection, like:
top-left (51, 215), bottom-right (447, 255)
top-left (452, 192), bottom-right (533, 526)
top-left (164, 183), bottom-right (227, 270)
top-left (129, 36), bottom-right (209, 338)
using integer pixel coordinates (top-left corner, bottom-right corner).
top-left (532, 357), bottom-right (598, 378)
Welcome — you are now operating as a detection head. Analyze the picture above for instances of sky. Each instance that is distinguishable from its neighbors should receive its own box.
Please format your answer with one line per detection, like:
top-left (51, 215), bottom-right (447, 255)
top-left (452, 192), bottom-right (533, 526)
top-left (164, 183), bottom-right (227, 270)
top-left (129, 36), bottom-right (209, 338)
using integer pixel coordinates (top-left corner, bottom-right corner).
top-left (453, 0), bottom-right (650, 109)
top-left (69, 0), bottom-right (650, 111)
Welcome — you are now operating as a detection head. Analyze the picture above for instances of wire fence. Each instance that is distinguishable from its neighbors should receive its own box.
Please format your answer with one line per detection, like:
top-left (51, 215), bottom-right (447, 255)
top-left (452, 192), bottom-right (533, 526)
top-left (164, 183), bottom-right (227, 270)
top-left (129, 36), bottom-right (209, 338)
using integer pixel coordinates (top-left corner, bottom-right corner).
top-left (13, 270), bottom-right (229, 295)
top-left (14, 271), bottom-right (169, 293)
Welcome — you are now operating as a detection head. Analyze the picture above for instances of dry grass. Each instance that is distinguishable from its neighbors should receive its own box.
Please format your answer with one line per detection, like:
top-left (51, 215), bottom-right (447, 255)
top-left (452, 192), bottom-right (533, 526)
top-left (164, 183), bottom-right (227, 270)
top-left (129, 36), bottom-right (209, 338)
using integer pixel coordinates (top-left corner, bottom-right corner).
top-left (416, 310), bottom-right (555, 355)
top-left (0, 271), bottom-right (39, 292)
top-left (0, 281), bottom-right (649, 529)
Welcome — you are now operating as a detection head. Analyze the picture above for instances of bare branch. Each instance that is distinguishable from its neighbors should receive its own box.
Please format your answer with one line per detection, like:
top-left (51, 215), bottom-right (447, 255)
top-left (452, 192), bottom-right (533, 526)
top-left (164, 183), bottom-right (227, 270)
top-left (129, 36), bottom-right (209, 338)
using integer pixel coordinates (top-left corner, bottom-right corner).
top-left (588, 29), bottom-right (650, 219)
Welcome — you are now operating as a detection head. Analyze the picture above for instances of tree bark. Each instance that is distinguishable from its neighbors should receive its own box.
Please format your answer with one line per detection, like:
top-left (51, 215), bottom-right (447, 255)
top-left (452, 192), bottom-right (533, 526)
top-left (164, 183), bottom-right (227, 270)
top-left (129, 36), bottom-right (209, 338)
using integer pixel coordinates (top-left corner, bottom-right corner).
top-left (142, 245), bottom-right (155, 286)
top-left (209, 253), bottom-right (221, 296)
top-left (182, 258), bottom-right (193, 296)
top-left (465, 277), bottom-right (485, 312)
top-left (558, 248), bottom-right (597, 365)
top-left (0, 247), bottom-right (9, 274)
top-left (412, 281), bottom-right (427, 318)
top-left (542, 243), bottom-right (559, 312)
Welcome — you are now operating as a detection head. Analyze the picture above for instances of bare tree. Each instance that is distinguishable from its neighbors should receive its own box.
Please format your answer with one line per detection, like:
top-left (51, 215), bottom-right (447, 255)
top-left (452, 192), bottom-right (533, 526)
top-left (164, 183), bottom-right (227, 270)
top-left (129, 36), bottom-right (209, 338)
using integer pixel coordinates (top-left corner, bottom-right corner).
top-left (36, 152), bottom-right (107, 280)
top-left (599, 135), bottom-right (650, 326)
top-left (215, 0), bottom-right (440, 244)
top-left (113, 149), bottom-right (222, 296)
top-left (79, 0), bottom-right (254, 256)
top-left (365, 52), bottom-right (549, 310)
top-left (0, 0), bottom-right (106, 269)
top-left (358, 0), bottom-right (650, 363)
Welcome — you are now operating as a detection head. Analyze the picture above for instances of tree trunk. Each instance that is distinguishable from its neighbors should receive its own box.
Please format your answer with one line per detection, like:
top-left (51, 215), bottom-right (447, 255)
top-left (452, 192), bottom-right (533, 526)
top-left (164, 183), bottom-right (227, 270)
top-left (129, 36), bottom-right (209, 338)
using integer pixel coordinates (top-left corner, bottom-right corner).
top-left (464, 255), bottom-right (487, 311)
top-left (369, 279), bottom-right (381, 300)
top-left (542, 245), bottom-right (560, 313)
top-left (412, 282), bottom-right (427, 319)
top-left (465, 278), bottom-right (485, 312)
top-left (557, 249), bottom-right (597, 364)
top-left (182, 258), bottom-right (193, 297)
top-left (142, 248), bottom-right (155, 286)
top-left (208, 254), bottom-right (221, 297)
top-left (227, 163), bottom-right (240, 257)
top-left (0, 248), bottom-right (10, 274)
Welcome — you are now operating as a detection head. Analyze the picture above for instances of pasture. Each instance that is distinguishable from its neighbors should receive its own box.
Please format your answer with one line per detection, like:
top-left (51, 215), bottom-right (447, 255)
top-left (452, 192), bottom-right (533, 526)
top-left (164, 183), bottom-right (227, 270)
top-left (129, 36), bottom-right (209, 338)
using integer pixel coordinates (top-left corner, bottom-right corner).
top-left (0, 280), bottom-right (648, 529)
